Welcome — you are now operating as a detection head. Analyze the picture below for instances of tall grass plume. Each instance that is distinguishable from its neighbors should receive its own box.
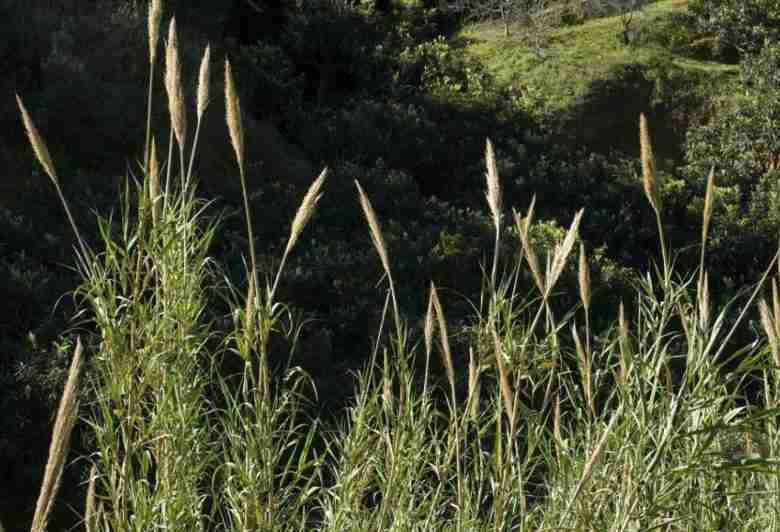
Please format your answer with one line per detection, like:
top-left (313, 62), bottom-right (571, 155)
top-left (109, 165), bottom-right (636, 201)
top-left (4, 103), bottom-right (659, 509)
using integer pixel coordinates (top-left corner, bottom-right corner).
top-left (31, 338), bottom-right (84, 532)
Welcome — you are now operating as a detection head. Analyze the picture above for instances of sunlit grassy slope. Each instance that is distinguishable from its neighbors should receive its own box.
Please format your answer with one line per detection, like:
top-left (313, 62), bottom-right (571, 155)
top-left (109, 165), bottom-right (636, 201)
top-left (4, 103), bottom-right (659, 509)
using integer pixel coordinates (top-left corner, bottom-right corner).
top-left (460, 0), bottom-right (738, 119)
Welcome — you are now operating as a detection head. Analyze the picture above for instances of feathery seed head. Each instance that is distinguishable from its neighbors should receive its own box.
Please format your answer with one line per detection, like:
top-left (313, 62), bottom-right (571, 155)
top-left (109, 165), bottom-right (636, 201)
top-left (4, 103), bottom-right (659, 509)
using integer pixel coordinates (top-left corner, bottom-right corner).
top-left (759, 299), bottom-right (780, 367)
top-left (639, 113), bottom-right (660, 213)
top-left (245, 272), bottom-right (255, 332)
top-left (547, 209), bottom-right (584, 297)
top-left (468, 346), bottom-right (480, 419)
top-left (148, 0), bottom-right (163, 64)
top-left (17, 95), bottom-right (57, 184)
top-left (164, 18), bottom-right (176, 86)
top-left (31, 338), bottom-right (84, 532)
top-left (523, 195), bottom-right (536, 234)
top-left (430, 283), bottom-right (455, 399)
top-left (355, 180), bottom-right (391, 278)
top-left (572, 325), bottom-right (593, 416)
top-left (485, 138), bottom-right (502, 232)
top-left (702, 166), bottom-right (716, 246)
top-left (224, 59), bottom-right (244, 173)
top-left (492, 327), bottom-right (515, 432)
top-left (285, 167), bottom-right (328, 257)
top-left (698, 270), bottom-right (710, 330)
top-left (578, 242), bottom-right (590, 312)
top-left (196, 44), bottom-right (211, 120)
top-left (164, 18), bottom-right (186, 150)
top-left (17, 95), bottom-right (85, 254)
top-left (553, 393), bottom-right (562, 450)
top-left (148, 137), bottom-right (161, 223)
top-left (424, 284), bottom-right (436, 359)
top-left (514, 201), bottom-right (544, 294)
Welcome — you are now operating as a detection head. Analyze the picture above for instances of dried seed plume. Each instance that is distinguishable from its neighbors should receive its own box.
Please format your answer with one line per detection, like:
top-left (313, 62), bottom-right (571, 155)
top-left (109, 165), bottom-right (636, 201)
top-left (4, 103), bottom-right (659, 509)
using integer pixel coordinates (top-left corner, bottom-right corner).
top-left (573, 325), bottom-right (593, 417)
top-left (492, 327), bottom-right (515, 432)
top-left (485, 138), bottom-right (502, 232)
top-left (578, 242), bottom-right (590, 313)
top-left (424, 287), bottom-right (435, 361)
top-left (430, 283), bottom-right (455, 400)
top-left (698, 270), bottom-right (710, 331)
top-left (515, 198), bottom-right (545, 294)
top-left (224, 59), bottom-right (244, 174)
top-left (17, 95), bottom-right (86, 255)
top-left (148, 0), bottom-right (163, 64)
top-left (639, 113), bottom-right (660, 213)
top-left (164, 18), bottom-right (187, 151)
top-left (148, 137), bottom-right (161, 223)
top-left (17, 95), bottom-right (57, 183)
top-left (32, 338), bottom-right (85, 532)
top-left (702, 166), bottom-right (715, 248)
top-left (759, 299), bottom-right (780, 367)
top-left (355, 180), bottom-right (391, 278)
top-left (547, 208), bottom-right (584, 297)
top-left (467, 346), bottom-right (480, 420)
top-left (196, 44), bottom-right (211, 121)
top-left (285, 167), bottom-right (328, 258)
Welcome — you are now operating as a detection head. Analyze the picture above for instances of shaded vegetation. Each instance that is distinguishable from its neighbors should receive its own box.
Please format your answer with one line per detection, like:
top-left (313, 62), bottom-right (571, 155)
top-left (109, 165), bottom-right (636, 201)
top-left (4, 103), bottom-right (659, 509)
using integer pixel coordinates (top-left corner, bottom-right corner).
top-left (4, 0), bottom-right (780, 529)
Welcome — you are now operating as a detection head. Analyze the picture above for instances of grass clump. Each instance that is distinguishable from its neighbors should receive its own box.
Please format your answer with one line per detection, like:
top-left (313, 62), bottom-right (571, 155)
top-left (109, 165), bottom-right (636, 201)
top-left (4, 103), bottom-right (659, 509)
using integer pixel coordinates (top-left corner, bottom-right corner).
top-left (14, 1), bottom-right (780, 530)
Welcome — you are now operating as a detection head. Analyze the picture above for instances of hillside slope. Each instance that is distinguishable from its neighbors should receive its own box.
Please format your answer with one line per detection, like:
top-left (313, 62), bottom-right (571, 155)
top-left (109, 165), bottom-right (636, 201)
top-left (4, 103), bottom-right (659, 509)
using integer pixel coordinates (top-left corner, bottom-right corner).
top-left (460, 0), bottom-right (739, 159)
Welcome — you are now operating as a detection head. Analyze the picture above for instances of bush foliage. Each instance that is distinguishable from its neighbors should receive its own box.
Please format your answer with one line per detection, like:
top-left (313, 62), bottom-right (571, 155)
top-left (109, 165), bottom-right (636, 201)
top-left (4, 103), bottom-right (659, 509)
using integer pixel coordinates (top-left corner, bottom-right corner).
top-left (6, 0), bottom-right (780, 529)
top-left (688, 0), bottom-right (780, 56)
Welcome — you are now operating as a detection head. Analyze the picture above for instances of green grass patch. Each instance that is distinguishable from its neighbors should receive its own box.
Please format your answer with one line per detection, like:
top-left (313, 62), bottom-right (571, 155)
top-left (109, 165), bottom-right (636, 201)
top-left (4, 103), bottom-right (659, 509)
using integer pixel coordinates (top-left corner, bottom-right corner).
top-left (461, 0), bottom-right (738, 119)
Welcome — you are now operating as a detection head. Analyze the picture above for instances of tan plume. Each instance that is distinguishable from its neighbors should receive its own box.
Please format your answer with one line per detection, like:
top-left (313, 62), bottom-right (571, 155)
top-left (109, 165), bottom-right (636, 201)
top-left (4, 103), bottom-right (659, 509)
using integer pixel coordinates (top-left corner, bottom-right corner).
top-left (196, 44), bottom-right (211, 121)
top-left (224, 59), bottom-right (244, 174)
top-left (148, 0), bottom-right (163, 64)
top-left (639, 113), bottom-right (660, 213)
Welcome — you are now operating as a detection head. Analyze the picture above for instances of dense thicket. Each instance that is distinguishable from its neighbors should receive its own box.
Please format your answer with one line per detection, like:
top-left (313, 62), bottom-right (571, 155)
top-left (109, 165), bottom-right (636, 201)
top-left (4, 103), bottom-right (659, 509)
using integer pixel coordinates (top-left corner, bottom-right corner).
top-left (688, 0), bottom-right (780, 56)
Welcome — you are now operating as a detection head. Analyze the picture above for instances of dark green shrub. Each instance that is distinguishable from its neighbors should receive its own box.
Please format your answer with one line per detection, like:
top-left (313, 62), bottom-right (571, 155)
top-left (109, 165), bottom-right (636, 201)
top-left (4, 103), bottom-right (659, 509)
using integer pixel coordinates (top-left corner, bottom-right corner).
top-left (636, 9), bottom-right (713, 58)
top-left (31, 76), bottom-right (145, 174)
top-left (396, 35), bottom-right (497, 95)
top-left (681, 43), bottom-right (780, 284)
top-left (222, 0), bottom-right (289, 43)
top-left (236, 43), bottom-right (304, 121)
top-left (687, 0), bottom-right (780, 57)
top-left (684, 43), bottom-right (780, 189)
top-left (283, 3), bottom-right (383, 105)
